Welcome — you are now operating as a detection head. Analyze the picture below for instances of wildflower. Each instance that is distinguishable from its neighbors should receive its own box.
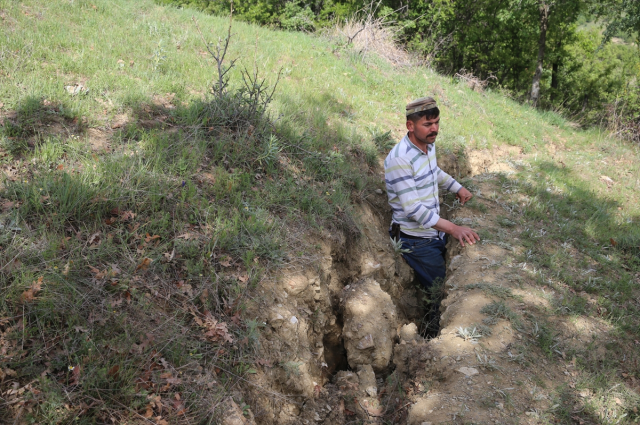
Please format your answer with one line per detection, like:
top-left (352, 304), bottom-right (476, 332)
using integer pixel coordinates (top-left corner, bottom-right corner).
top-left (68, 365), bottom-right (75, 371)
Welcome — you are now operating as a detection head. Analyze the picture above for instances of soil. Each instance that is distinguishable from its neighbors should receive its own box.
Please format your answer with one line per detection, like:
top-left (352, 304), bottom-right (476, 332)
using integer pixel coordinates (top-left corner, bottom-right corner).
top-left (222, 145), bottom-right (609, 425)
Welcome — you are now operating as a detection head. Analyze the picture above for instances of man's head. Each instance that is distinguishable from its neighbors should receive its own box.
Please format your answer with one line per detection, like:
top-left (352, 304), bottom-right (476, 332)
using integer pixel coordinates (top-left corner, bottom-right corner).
top-left (406, 97), bottom-right (440, 146)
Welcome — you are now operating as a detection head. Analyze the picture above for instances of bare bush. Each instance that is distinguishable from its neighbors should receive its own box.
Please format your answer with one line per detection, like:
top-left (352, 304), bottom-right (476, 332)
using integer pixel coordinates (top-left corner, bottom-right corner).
top-left (454, 69), bottom-right (497, 93)
top-left (330, 1), bottom-right (412, 67)
top-left (605, 98), bottom-right (640, 144)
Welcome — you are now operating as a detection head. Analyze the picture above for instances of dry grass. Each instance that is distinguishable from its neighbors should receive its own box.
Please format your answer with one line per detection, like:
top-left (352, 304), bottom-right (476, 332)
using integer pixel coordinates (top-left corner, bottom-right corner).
top-left (454, 69), bottom-right (497, 93)
top-left (331, 14), bottom-right (412, 66)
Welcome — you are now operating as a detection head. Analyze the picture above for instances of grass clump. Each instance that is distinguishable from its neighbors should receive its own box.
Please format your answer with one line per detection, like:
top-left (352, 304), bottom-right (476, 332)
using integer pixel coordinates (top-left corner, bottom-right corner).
top-left (480, 300), bottom-right (520, 327)
top-left (465, 282), bottom-right (518, 300)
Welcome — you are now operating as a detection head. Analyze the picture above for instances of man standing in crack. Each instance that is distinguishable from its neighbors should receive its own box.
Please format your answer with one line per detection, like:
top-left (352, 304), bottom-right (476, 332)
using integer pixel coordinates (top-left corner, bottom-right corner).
top-left (385, 97), bottom-right (480, 331)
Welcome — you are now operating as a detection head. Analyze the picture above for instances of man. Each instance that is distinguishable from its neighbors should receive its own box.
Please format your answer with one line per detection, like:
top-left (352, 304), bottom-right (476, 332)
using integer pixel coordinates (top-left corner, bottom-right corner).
top-left (384, 97), bottom-right (480, 329)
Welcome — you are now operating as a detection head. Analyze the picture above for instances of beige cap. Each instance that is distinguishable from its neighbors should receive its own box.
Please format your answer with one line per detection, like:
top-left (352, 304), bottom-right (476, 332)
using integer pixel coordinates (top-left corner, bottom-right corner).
top-left (406, 96), bottom-right (437, 116)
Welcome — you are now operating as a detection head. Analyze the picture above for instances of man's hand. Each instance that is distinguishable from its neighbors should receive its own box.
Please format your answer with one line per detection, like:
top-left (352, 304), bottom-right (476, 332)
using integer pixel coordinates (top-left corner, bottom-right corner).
top-left (456, 187), bottom-right (473, 205)
top-left (433, 219), bottom-right (481, 247)
top-left (450, 225), bottom-right (480, 247)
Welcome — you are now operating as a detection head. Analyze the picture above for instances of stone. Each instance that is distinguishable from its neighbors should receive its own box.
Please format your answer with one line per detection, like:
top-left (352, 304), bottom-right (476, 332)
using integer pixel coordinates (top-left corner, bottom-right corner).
top-left (357, 365), bottom-right (377, 397)
top-left (341, 278), bottom-right (398, 372)
top-left (449, 254), bottom-right (464, 272)
top-left (282, 275), bottom-right (309, 296)
top-left (400, 323), bottom-right (419, 341)
top-left (356, 334), bottom-right (374, 350)
top-left (456, 367), bottom-right (479, 377)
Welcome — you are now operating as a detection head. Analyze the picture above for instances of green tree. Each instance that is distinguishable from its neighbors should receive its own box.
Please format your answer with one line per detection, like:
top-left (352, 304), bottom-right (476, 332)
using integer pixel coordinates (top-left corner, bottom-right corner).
top-left (600, 0), bottom-right (640, 43)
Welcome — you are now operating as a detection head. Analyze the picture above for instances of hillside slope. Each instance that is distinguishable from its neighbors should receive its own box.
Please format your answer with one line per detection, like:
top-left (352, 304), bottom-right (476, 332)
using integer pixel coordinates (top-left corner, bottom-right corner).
top-left (1, 1), bottom-right (640, 424)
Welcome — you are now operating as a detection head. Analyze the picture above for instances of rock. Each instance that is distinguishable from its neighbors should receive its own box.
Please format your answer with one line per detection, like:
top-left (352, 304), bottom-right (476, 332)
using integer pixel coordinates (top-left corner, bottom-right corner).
top-left (357, 365), bottom-right (377, 397)
top-left (341, 278), bottom-right (398, 372)
top-left (400, 323), bottom-right (418, 341)
top-left (356, 334), bottom-right (374, 349)
top-left (375, 189), bottom-right (383, 194)
top-left (221, 397), bottom-right (254, 425)
top-left (282, 275), bottom-right (309, 296)
top-left (449, 255), bottom-right (464, 272)
top-left (268, 310), bottom-right (285, 328)
top-left (360, 257), bottom-right (382, 276)
top-left (456, 367), bottom-right (479, 377)
top-left (496, 402), bottom-right (504, 410)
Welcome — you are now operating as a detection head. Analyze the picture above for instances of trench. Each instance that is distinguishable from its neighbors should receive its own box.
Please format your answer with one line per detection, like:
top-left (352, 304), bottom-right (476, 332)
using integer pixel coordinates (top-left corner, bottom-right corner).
top-left (317, 166), bottom-right (461, 382)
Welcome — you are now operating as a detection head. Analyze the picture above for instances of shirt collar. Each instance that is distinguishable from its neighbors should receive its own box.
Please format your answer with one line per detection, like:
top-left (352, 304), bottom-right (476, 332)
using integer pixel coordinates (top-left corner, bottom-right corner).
top-left (404, 133), bottom-right (433, 154)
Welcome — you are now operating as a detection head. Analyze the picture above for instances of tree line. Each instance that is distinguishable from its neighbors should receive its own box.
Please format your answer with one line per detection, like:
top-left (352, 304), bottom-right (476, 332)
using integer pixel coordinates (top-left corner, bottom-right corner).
top-left (157, 0), bottom-right (640, 140)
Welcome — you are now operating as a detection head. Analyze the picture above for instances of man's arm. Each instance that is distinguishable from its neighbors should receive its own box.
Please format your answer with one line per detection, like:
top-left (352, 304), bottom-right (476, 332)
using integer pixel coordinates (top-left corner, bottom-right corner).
top-left (433, 218), bottom-right (480, 247)
top-left (456, 187), bottom-right (473, 205)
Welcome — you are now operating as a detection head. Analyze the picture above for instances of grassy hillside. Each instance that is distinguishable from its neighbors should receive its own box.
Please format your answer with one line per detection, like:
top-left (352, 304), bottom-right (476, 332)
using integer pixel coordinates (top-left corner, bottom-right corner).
top-left (1, 0), bottom-right (639, 423)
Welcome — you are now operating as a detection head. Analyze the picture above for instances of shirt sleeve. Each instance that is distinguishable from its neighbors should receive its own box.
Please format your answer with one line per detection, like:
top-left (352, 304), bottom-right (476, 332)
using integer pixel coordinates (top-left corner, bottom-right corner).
top-left (385, 156), bottom-right (441, 229)
top-left (436, 167), bottom-right (462, 193)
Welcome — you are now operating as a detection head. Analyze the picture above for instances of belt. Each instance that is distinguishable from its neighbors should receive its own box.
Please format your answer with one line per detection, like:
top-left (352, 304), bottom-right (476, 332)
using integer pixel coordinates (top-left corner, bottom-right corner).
top-left (400, 231), bottom-right (444, 240)
top-left (400, 231), bottom-right (428, 240)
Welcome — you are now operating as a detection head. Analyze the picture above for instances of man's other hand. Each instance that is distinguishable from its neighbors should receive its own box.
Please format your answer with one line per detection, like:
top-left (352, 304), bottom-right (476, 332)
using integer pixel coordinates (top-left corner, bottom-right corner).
top-left (451, 225), bottom-right (480, 247)
top-left (456, 187), bottom-right (473, 205)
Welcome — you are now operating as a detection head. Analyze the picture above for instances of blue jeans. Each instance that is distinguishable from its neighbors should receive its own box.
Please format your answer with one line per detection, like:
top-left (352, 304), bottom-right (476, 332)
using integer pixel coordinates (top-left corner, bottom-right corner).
top-left (392, 233), bottom-right (447, 290)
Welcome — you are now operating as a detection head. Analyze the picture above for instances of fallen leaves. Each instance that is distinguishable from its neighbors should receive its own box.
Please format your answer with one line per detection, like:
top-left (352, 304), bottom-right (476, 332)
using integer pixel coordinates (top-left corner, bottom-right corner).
top-left (191, 311), bottom-right (234, 344)
top-left (20, 276), bottom-right (43, 302)
top-left (107, 364), bottom-right (120, 379)
top-left (163, 249), bottom-right (175, 262)
top-left (120, 210), bottom-right (136, 221)
top-left (135, 257), bottom-right (153, 272)
top-left (1, 200), bottom-right (15, 212)
top-left (69, 364), bottom-right (81, 385)
top-left (145, 233), bottom-right (160, 243)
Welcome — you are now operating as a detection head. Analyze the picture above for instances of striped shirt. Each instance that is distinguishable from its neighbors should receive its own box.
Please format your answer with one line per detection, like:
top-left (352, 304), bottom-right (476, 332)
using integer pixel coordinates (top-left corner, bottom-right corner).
top-left (384, 134), bottom-right (462, 238)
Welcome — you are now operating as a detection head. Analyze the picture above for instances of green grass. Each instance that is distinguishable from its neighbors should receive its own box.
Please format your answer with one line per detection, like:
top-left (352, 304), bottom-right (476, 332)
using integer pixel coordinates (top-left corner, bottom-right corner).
top-left (1, 0), bottom-right (640, 423)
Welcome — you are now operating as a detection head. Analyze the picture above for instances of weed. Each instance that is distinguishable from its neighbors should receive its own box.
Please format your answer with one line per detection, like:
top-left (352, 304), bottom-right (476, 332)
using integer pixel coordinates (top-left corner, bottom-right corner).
top-left (370, 128), bottom-right (394, 152)
top-left (497, 216), bottom-right (517, 227)
top-left (390, 237), bottom-right (412, 256)
top-left (536, 324), bottom-right (557, 358)
top-left (456, 326), bottom-right (484, 342)
top-left (475, 352), bottom-right (501, 371)
top-left (482, 316), bottom-right (499, 326)
top-left (480, 300), bottom-right (521, 330)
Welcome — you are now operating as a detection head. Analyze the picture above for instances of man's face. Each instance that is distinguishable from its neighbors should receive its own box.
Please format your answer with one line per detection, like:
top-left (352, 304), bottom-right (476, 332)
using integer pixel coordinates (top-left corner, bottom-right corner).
top-left (407, 115), bottom-right (440, 145)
